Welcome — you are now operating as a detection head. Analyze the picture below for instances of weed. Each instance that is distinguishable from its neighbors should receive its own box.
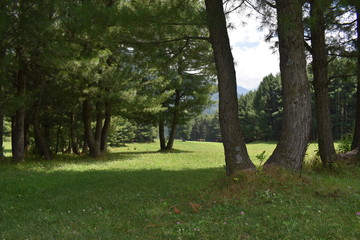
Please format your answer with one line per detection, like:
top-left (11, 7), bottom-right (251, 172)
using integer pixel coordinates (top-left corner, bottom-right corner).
top-left (255, 150), bottom-right (267, 173)
top-left (337, 133), bottom-right (353, 153)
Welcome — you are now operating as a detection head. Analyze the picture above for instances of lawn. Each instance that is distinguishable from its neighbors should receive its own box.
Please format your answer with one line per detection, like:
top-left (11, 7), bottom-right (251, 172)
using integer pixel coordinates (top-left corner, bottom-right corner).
top-left (0, 141), bottom-right (359, 239)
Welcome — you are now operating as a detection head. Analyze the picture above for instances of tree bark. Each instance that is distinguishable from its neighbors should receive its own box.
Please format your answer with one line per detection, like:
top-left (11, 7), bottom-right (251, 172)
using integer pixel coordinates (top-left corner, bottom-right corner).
top-left (0, 109), bottom-right (4, 160)
top-left (82, 135), bottom-right (89, 154)
top-left (159, 117), bottom-right (166, 150)
top-left (33, 99), bottom-right (52, 160)
top-left (55, 124), bottom-right (61, 154)
top-left (310, 0), bottom-right (337, 165)
top-left (95, 101), bottom-right (103, 146)
top-left (82, 99), bottom-right (101, 157)
top-left (265, 0), bottom-right (312, 171)
top-left (12, 51), bottom-right (26, 163)
top-left (70, 112), bottom-right (80, 154)
top-left (352, 6), bottom-right (360, 150)
top-left (205, 0), bottom-right (255, 175)
top-left (23, 114), bottom-right (30, 155)
top-left (0, 43), bottom-right (5, 160)
top-left (166, 90), bottom-right (181, 150)
top-left (100, 102), bottom-right (111, 152)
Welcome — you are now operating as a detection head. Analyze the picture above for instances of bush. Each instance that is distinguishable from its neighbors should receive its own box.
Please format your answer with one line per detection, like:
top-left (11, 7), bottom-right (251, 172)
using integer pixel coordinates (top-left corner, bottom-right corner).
top-left (337, 133), bottom-right (353, 153)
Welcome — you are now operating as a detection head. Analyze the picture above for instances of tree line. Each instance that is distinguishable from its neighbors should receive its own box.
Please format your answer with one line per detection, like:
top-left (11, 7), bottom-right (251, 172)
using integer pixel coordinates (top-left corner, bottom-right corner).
top-left (0, 0), bottom-right (359, 176)
top-left (0, 0), bottom-right (215, 161)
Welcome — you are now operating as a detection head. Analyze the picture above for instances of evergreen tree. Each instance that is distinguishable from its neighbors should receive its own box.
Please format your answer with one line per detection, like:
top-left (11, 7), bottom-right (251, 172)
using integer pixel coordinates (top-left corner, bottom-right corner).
top-left (265, 0), bottom-right (312, 172)
top-left (205, 0), bottom-right (255, 175)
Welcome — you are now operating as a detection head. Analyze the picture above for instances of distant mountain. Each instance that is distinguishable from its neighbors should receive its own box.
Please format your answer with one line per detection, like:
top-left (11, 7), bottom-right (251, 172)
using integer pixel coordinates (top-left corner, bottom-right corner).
top-left (204, 85), bottom-right (249, 114)
top-left (211, 85), bottom-right (249, 101)
top-left (237, 85), bottom-right (250, 96)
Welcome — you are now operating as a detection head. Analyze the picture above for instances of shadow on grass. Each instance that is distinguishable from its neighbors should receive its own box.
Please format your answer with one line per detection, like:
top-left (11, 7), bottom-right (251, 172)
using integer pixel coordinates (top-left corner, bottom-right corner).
top-left (0, 167), bottom-right (224, 204)
top-left (0, 166), bottom-right (224, 238)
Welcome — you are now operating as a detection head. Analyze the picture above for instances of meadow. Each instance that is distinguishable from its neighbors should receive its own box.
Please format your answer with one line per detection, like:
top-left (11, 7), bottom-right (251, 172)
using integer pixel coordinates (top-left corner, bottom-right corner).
top-left (0, 141), bottom-right (359, 239)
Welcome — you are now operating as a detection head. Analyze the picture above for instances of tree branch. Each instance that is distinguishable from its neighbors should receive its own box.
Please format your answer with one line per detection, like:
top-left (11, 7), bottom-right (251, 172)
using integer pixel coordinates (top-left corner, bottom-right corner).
top-left (118, 36), bottom-right (210, 46)
top-left (265, 1), bottom-right (277, 9)
top-left (329, 73), bottom-right (357, 80)
top-left (304, 41), bottom-right (313, 55)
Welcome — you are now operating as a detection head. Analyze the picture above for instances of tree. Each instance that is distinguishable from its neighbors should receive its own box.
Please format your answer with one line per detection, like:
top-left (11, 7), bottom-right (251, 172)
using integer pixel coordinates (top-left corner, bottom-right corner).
top-left (265, 0), bottom-right (312, 171)
top-left (238, 91), bottom-right (259, 142)
top-left (351, 1), bottom-right (360, 150)
top-left (158, 65), bottom-right (214, 150)
top-left (205, 0), bottom-right (255, 175)
top-left (253, 74), bottom-right (282, 141)
top-left (308, 0), bottom-right (337, 165)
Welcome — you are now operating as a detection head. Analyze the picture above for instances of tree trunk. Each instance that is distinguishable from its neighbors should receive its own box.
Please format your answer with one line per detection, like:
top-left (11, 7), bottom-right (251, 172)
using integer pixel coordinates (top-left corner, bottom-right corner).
top-left (12, 52), bottom-right (26, 163)
top-left (352, 6), bottom-right (360, 150)
top-left (95, 101), bottom-right (103, 146)
top-left (310, 0), bottom-right (337, 165)
top-left (82, 99), bottom-right (100, 157)
top-left (33, 100), bottom-right (52, 160)
top-left (82, 135), bottom-right (89, 154)
top-left (23, 114), bottom-right (30, 155)
top-left (100, 102), bottom-right (111, 152)
top-left (205, 0), bottom-right (255, 175)
top-left (55, 124), bottom-right (61, 154)
top-left (70, 112), bottom-right (80, 154)
top-left (159, 117), bottom-right (166, 150)
top-left (166, 90), bottom-right (181, 150)
top-left (0, 50), bottom-right (5, 160)
top-left (265, 0), bottom-right (312, 171)
top-left (0, 109), bottom-right (4, 160)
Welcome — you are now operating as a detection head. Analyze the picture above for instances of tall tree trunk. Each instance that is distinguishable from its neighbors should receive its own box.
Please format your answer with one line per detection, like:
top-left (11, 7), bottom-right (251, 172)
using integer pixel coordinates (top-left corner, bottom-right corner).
top-left (265, 0), bottom-right (312, 171)
top-left (100, 102), bottom-right (111, 152)
top-left (166, 90), bottom-right (181, 150)
top-left (0, 49), bottom-right (5, 159)
top-left (352, 6), bottom-right (360, 150)
top-left (95, 101), bottom-right (103, 146)
top-left (55, 124), bottom-right (61, 154)
top-left (310, 0), bottom-right (337, 165)
top-left (23, 114), bottom-right (30, 155)
top-left (33, 99), bottom-right (52, 160)
top-left (70, 112), bottom-right (80, 155)
top-left (12, 51), bottom-right (26, 163)
top-left (205, 0), bottom-right (255, 175)
top-left (159, 117), bottom-right (166, 150)
top-left (82, 135), bottom-right (89, 154)
top-left (0, 108), bottom-right (4, 160)
top-left (82, 99), bottom-right (100, 157)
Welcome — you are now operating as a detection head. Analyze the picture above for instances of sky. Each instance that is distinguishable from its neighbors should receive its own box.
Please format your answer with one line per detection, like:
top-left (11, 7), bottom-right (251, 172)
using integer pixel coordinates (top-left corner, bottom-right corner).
top-left (227, 10), bottom-right (279, 90)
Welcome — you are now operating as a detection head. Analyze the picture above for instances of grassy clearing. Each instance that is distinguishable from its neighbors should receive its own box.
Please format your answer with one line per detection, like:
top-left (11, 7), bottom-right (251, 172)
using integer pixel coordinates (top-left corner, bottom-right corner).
top-left (0, 141), bottom-right (359, 239)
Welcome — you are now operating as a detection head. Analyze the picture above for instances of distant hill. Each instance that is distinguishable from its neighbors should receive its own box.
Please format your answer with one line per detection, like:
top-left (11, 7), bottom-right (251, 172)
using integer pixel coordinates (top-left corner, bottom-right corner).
top-left (204, 85), bottom-right (249, 114)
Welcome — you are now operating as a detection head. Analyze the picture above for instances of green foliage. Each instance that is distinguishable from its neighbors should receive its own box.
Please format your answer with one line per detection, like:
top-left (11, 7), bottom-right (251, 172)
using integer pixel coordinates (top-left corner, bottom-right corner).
top-left (238, 74), bottom-right (282, 142)
top-left (177, 113), bottom-right (221, 142)
top-left (328, 58), bottom-right (357, 140)
top-left (337, 133), bottom-right (353, 153)
top-left (255, 150), bottom-right (267, 166)
top-left (108, 117), bottom-right (157, 147)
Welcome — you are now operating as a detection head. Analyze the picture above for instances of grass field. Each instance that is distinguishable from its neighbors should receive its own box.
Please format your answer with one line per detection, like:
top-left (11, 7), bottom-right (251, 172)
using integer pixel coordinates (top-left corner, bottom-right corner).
top-left (0, 141), bottom-right (359, 239)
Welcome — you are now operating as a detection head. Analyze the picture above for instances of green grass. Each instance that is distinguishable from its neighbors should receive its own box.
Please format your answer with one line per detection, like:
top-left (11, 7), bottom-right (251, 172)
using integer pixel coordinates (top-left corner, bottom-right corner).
top-left (0, 141), bottom-right (359, 239)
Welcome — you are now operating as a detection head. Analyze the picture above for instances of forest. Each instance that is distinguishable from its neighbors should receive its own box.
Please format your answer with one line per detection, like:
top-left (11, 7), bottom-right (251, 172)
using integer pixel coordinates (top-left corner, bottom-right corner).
top-left (0, 0), bottom-right (359, 175)
top-left (1, 1), bottom-right (360, 239)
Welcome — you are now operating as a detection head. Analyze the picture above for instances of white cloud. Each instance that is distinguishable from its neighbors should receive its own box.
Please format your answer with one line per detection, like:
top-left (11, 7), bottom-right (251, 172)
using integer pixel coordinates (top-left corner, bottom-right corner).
top-left (227, 10), bottom-right (279, 90)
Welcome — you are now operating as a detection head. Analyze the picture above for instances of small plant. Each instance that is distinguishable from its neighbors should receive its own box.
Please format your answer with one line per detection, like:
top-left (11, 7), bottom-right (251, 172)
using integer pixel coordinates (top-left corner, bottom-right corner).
top-left (337, 133), bottom-right (353, 154)
top-left (255, 150), bottom-right (267, 172)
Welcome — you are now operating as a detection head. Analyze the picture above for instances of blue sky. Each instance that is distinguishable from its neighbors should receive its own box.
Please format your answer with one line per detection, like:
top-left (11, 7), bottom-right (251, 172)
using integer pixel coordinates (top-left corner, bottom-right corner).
top-left (227, 10), bottom-right (279, 90)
